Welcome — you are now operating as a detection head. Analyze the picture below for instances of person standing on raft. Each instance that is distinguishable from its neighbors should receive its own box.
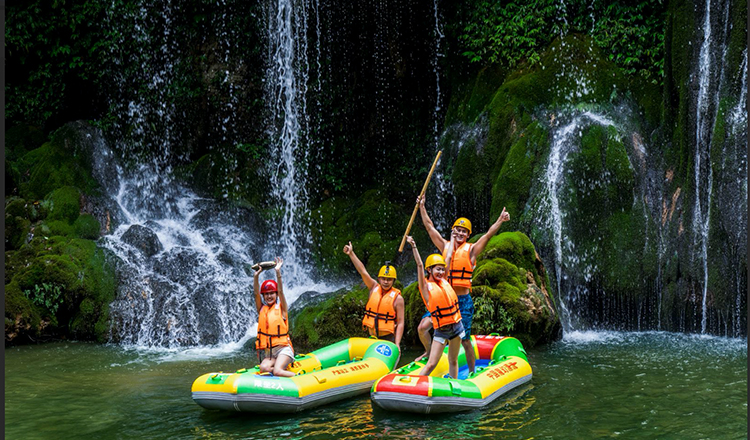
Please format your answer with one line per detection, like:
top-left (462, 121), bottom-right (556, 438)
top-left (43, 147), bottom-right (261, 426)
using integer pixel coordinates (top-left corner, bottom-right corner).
top-left (415, 195), bottom-right (510, 374)
top-left (253, 257), bottom-right (296, 377)
top-left (343, 241), bottom-right (405, 350)
top-left (406, 235), bottom-right (464, 378)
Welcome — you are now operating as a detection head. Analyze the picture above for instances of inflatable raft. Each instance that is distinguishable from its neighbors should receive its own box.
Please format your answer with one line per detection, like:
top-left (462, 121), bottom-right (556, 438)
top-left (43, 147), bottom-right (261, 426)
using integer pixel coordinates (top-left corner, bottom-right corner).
top-left (370, 335), bottom-right (531, 414)
top-left (192, 337), bottom-right (399, 413)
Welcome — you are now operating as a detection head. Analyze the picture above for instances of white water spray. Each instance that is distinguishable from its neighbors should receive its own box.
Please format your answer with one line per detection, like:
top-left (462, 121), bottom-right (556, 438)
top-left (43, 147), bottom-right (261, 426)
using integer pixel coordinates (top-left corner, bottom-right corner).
top-left (544, 111), bottom-right (616, 332)
top-left (694, 0), bottom-right (717, 334)
top-left (266, 0), bottom-right (313, 288)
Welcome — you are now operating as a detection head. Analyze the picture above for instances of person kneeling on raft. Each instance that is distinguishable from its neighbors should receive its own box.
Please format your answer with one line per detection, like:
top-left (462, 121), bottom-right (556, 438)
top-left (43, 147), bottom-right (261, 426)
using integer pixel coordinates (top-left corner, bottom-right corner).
top-left (343, 241), bottom-right (404, 351)
top-left (253, 257), bottom-right (296, 377)
top-left (406, 236), bottom-right (464, 379)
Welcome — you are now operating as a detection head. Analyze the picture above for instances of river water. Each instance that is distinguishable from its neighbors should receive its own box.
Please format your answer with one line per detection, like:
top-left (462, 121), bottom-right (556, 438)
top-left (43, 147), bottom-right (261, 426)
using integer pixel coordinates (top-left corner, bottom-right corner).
top-left (5, 331), bottom-right (746, 439)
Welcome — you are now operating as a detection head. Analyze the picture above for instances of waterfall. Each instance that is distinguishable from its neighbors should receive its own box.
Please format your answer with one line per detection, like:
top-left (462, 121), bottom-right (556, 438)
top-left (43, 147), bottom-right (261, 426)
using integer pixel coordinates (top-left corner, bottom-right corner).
top-left (99, 139), bottom-right (258, 348)
top-left (430, 0), bottom-right (453, 232)
top-left (96, 0), bottom-right (334, 348)
top-left (543, 111), bottom-right (617, 332)
top-left (694, 0), bottom-right (713, 334)
top-left (266, 0), bottom-right (313, 287)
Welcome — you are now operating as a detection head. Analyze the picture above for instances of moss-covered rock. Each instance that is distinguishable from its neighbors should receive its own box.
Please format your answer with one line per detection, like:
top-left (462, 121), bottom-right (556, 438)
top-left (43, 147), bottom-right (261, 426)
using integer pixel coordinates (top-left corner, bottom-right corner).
top-left (4, 236), bottom-right (117, 344)
top-left (5, 124), bottom-right (115, 345)
top-left (45, 186), bottom-right (82, 224)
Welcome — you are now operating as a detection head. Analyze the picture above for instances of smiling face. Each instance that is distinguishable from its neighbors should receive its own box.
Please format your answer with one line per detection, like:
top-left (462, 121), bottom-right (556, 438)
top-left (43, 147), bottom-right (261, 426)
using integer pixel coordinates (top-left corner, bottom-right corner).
top-left (452, 226), bottom-right (470, 243)
top-left (378, 277), bottom-right (395, 290)
top-left (428, 264), bottom-right (447, 281)
top-left (262, 290), bottom-right (278, 305)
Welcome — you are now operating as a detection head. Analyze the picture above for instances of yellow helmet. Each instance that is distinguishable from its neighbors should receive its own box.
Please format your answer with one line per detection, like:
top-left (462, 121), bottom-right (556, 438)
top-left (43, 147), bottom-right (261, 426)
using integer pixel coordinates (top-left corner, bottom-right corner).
top-left (452, 217), bottom-right (472, 234)
top-left (425, 254), bottom-right (447, 269)
top-left (378, 264), bottom-right (397, 279)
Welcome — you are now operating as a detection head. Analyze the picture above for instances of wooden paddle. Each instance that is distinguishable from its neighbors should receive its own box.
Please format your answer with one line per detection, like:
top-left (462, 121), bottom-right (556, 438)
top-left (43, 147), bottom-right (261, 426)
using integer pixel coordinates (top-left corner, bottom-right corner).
top-left (398, 150), bottom-right (442, 252)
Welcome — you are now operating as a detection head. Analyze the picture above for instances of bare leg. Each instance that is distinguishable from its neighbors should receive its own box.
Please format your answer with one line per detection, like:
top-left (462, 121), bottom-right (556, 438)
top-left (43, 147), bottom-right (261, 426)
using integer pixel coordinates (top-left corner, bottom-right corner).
top-left (461, 338), bottom-right (476, 374)
top-left (418, 339), bottom-right (446, 376)
top-left (415, 317), bottom-right (433, 361)
top-left (259, 358), bottom-right (275, 374)
top-left (272, 353), bottom-right (296, 377)
top-left (447, 337), bottom-right (462, 379)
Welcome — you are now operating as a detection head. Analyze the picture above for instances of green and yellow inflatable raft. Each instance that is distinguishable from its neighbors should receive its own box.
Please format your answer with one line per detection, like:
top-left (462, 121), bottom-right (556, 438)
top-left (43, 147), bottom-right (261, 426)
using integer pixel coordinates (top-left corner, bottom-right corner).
top-left (192, 337), bottom-right (399, 413)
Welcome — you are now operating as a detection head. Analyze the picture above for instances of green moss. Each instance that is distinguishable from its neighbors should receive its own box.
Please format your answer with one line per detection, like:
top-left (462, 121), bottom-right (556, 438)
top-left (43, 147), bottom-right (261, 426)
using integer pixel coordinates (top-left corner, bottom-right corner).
top-left (45, 186), bottom-right (81, 223)
top-left (478, 232), bottom-right (541, 283)
top-left (73, 214), bottom-right (101, 239)
top-left (5, 214), bottom-right (31, 251)
top-left (46, 221), bottom-right (75, 237)
top-left (473, 258), bottom-right (526, 292)
top-left (5, 235), bottom-right (116, 343)
top-left (16, 141), bottom-right (97, 201)
top-left (491, 122), bottom-right (548, 226)
top-left (4, 281), bottom-right (43, 341)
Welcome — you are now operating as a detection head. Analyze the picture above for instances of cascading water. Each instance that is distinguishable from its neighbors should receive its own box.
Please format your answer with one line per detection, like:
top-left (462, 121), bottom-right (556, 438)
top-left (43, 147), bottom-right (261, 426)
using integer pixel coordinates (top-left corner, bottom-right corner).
top-left (104, 160), bottom-right (258, 349)
top-left (541, 111), bottom-right (618, 332)
top-left (98, 0), bottom-right (331, 349)
top-left (429, 0), bottom-right (453, 232)
top-left (693, 0), bottom-right (716, 334)
top-left (266, 0), bottom-right (314, 287)
top-left (99, 2), bottom-right (261, 348)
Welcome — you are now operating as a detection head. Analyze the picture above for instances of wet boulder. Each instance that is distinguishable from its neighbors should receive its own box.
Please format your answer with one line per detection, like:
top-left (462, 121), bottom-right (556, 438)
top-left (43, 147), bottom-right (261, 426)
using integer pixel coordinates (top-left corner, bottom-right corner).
top-left (121, 224), bottom-right (163, 257)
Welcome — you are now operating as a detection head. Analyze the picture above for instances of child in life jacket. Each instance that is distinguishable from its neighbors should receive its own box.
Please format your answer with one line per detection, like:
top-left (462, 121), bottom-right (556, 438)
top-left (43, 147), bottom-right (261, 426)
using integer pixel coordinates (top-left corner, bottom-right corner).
top-left (253, 257), bottom-right (295, 377)
top-left (406, 235), bottom-right (464, 379)
top-left (342, 241), bottom-right (405, 350)
top-left (415, 195), bottom-right (510, 373)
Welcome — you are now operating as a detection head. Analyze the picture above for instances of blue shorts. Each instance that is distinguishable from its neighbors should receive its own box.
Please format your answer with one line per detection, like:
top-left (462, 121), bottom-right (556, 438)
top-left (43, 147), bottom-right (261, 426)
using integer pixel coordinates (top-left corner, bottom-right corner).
top-left (433, 321), bottom-right (465, 345)
top-left (423, 294), bottom-right (474, 341)
top-left (457, 294), bottom-right (474, 340)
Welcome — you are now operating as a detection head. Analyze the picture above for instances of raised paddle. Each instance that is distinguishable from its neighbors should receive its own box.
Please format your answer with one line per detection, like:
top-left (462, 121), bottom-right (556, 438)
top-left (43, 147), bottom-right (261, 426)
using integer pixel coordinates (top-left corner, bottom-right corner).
top-left (399, 150), bottom-right (442, 252)
top-left (251, 261), bottom-right (277, 271)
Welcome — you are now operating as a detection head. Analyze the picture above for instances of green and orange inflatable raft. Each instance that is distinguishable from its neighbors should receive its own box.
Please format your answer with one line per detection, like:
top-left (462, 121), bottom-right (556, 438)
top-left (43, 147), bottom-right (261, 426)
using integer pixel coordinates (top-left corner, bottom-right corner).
top-left (192, 337), bottom-right (399, 413)
top-left (370, 335), bottom-right (531, 413)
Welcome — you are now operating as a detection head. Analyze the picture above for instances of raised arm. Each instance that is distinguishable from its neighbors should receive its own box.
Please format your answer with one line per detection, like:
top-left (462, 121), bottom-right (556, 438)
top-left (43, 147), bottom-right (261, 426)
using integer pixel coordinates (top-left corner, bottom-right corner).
top-left (343, 241), bottom-right (377, 291)
top-left (393, 295), bottom-right (405, 348)
top-left (406, 235), bottom-right (429, 306)
top-left (417, 195), bottom-right (448, 250)
top-left (470, 207), bottom-right (510, 259)
top-left (274, 257), bottom-right (288, 317)
top-left (253, 266), bottom-right (264, 312)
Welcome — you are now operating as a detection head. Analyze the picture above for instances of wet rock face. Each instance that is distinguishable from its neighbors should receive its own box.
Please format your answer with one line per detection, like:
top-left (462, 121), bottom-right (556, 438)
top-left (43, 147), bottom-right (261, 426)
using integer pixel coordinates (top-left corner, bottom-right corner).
top-left (121, 225), bottom-right (163, 257)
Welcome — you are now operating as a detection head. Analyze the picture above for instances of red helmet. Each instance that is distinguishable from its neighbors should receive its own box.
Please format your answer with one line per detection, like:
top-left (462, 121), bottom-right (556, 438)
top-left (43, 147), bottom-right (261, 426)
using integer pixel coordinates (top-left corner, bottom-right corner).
top-left (260, 280), bottom-right (278, 294)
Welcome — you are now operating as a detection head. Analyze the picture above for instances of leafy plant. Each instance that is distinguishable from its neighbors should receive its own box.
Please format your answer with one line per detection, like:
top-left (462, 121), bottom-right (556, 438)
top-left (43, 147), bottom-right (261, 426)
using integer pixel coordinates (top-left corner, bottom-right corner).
top-left (456, 0), bottom-right (666, 83)
top-left (23, 283), bottom-right (64, 314)
top-left (472, 294), bottom-right (514, 334)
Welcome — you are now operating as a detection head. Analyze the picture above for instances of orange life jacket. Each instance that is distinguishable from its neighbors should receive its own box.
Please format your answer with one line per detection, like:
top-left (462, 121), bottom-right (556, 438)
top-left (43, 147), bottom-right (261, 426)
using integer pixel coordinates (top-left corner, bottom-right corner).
top-left (255, 302), bottom-right (291, 350)
top-left (421, 278), bottom-right (462, 328)
top-left (443, 242), bottom-right (474, 289)
top-left (362, 286), bottom-right (401, 335)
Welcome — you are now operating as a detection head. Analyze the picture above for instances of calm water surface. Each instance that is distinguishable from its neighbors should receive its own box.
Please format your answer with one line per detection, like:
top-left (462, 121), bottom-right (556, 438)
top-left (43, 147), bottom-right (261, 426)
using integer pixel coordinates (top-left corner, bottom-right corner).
top-left (5, 331), bottom-right (747, 439)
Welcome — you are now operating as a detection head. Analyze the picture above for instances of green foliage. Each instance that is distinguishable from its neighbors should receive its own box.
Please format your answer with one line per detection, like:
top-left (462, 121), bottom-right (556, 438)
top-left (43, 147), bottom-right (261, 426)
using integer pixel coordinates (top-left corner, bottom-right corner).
top-left (23, 283), bottom-right (64, 315)
top-left (5, 1), bottom-right (108, 124)
top-left (457, 0), bottom-right (666, 83)
top-left (472, 294), bottom-right (514, 335)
